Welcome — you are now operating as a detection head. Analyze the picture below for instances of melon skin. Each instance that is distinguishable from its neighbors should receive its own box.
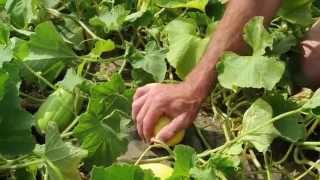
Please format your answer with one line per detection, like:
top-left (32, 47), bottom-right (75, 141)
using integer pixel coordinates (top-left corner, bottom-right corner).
top-left (140, 163), bottom-right (173, 179)
top-left (154, 117), bottom-right (185, 146)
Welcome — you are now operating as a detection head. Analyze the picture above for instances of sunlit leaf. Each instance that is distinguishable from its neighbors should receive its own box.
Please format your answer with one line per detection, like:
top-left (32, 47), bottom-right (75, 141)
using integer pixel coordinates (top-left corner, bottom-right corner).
top-left (240, 99), bottom-right (279, 152)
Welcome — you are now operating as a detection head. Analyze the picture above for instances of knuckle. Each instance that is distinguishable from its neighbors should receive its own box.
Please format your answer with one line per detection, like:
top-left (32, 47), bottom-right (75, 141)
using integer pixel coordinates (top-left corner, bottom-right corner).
top-left (135, 87), bottom-right (144, 94)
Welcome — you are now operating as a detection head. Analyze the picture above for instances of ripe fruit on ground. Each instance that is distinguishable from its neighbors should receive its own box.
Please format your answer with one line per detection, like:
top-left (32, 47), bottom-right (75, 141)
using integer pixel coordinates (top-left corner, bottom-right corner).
top-left (140, 163), bottom-right (173, 179)
top-left (154, 116), bottom-right (185, 146)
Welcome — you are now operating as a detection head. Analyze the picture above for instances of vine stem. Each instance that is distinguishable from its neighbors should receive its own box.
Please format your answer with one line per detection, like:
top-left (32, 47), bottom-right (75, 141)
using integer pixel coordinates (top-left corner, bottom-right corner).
top-left (20, 92), bottom-right (45, 102)
top-left (193, 123), bottom-right (212, 149)
top-left (198, 108), bottom-right (303, 157)
top-left (249, 149), bottom-right (262, 169)
top-left (298, 141), bottom-right (320, 146)
top-left (264, 152), bottom-right (272, 180)
top-left (47, 8), bottom-right (102, 40)
top-left (294, 160), bottom-right (320, 180)
top-left (60, 131), bottom-right (74, 139)
top-left (23, 62), bottom-right (56, 90)
top-left (0, 159), bottom-right (44, 170)
top-left (132, 107), bottom-right (304, 166)
top-left (61, 117), bottom-right (80, 136)
top-left (118, 59), bottom-right (127, 74)
top-left (134, 144), bottom-right (162, 165)
top-left (151, 139), bottom-right (174, 156)
top-left (274, 144), bottom-right (294, 165)
top-left (307, 118), bottom-right (319, 136)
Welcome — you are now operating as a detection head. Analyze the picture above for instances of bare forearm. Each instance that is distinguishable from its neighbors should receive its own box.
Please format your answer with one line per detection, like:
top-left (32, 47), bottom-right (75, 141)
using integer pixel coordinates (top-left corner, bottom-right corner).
top-left (185, 0), bottom-right (282, 100)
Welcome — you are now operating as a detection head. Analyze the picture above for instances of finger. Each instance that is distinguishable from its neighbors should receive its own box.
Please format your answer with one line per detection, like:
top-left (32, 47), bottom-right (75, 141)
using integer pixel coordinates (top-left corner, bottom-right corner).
top-left (136, 99), bottom-right (151, 141)
top-left (133, 83), bottom-right (157, 100)
top-left (142, 106), bottom-right (162, 141)
top-left (132, 94), bottom-right (148, 122)
top-left (155, 113), bottom-right (190, 143)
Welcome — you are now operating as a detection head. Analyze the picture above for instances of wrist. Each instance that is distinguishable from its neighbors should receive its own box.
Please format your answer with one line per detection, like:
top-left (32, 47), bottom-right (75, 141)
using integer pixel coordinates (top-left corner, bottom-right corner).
top-left (183, 69), bottom-right (217, 102)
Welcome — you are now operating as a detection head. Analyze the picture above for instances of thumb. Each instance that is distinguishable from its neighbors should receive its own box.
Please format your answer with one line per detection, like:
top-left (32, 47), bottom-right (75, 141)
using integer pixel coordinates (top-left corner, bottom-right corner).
top-left (155, 113), bottom-right (189, 143)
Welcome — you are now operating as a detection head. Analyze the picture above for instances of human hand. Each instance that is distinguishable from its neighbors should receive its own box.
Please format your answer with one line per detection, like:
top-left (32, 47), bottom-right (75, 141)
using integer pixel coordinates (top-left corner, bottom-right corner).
top-left (132, 82), bottom-right (204, 143)
top-left (301, 21), bottom-right (320, 87)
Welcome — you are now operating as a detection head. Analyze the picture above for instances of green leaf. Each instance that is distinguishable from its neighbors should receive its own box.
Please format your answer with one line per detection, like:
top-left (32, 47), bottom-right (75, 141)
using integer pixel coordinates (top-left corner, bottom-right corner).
top-left (244, 17), bottom-right (273, 56)
top-left (0, 41), bottom-right (13, 68)
top-left (90, 39), bottom-right (116, 59)
top-left (56, 17), bottom-right (85, 50)
top-left (45, 122), bottom-right (88, 180)
top-left (0, 72), bottom-right (9, 101)
top-left (208, 154), bottom-right (240, 178)
top-left (240, 99), bottom-right (279, 152)
top-left (0, 63), bottom-right (35, 156)
top-left (0, 23), bottom-right (10, 45)
top-left (57, 68), bottom-right (85, 92)
top-left (132, 68), bottom-right (155, 86)
top-left (223, 142), bottom-right (243, 155)
top-left (90, 4), bottom-right (130, 32)
top-left (74, 110), bottom-right (131, 167)
top-left (24, 21), bottom-right (78, 62)
top-left (43, 0), bottom-right (59, 8)
top-left (190, 167), bottom-right (216, 180)
top-left (278, 0), bottom-right (314, 26)
top-left (0, 0), bottom-right (6, 7)
top-left (217, 53), bottom-right (285, 90)
top-left (303, 88), bottom-right (320, 109)
top-left (264, 94), bottom-right (305, 142)
top-left (190, 154), bottom-right (240, 180)
top-left (91, 165), bottom-right (159, 180)
top-left (165, 19), bottom-right (209, 79)
top-left (156, 0), bottom-right (209, 12)
top-left (169, 145), bottom-right (197, 179)
top-left (130, 41), bottom-right (167, 82)
top-left (22, 21), bottom-right (78, 82)
top-left (74, 75), bottom-right (132, 167)
top-left (15, 167), bottom-right (37, 180)
top-left (0, 26), bottom-right (14, 68)
top-left (5, 0), bottom-right (33, 28)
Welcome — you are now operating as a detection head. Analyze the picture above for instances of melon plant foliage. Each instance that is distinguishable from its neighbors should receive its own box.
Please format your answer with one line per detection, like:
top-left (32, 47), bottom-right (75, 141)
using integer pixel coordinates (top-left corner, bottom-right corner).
top-left (0, 0), bottom-right (319, 179)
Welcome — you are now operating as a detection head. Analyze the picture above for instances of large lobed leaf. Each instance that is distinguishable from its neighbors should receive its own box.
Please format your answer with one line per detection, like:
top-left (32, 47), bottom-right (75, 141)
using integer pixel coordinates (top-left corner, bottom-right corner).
top-left (264, 94), bottom-right (305, 143)
top-left (217, 53), bottom-right (285, 90)
top-left (0, 63), bottom-right (35, 156)
top-left (168, 145), bottom-right (197, 179)
top-left (278, 0), bottom-right (314, 26)
top-left (21, 21), bottom-right (78, 82)
top-left (5, 0), bottom-right (33, 28)
top-left (130, 41), bottom-right (167, 82)
top-left (45, 123), bottom-right (87, 180)
top-left (190, 153), bottom-right (240, 180)
top-left (165, 19), bottom-right (209, 79)
top-left (243, 17), bottom-right (273, 56)
top-left (217, 17), bottom-right (285, 90)
top-left (240, 99), bottom-right (279, 152)
top-left (73, 75), bottom-right (132, 167)
top-left (90, 4), bottom-right (130, 32)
